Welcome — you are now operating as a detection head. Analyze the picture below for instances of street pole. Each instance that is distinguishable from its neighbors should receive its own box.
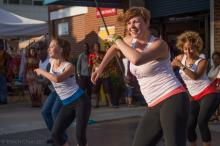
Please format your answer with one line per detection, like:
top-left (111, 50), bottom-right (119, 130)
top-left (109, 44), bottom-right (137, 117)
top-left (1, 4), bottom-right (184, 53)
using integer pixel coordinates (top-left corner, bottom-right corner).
top-left (94, 0), bottom-right (124, 74)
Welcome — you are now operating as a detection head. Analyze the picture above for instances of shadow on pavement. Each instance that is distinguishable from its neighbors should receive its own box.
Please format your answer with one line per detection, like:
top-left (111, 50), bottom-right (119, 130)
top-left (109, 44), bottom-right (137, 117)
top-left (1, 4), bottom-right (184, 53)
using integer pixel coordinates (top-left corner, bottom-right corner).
top-left (0, 117), bottom-right (220, 146)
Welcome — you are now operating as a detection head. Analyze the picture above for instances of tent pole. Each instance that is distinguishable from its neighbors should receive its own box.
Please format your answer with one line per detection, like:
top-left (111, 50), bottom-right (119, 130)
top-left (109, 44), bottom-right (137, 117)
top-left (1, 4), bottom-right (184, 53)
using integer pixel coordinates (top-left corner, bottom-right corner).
top-left (94, 0), bottom-right (124, 74)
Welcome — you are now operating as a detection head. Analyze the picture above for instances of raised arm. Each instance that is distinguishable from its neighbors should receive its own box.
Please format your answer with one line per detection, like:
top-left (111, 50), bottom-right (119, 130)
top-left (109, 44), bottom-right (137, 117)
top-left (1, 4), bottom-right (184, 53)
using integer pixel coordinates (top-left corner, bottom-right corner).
top-left (114, 38), bottom-right (168, 65)
top-left (34, 64), bottom-right (75, 83)
top-left (91, 44), bottom-right (118, 84)
top-left (172, 56), bottom-right (208, 80)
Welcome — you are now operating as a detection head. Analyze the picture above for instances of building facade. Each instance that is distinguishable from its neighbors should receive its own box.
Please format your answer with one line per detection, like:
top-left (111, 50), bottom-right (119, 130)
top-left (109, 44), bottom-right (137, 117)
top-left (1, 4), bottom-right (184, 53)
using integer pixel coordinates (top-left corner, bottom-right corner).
top-left (48, 6), bottom-right (126, 57)
top-left (48, 0), bottom-right (220, 59)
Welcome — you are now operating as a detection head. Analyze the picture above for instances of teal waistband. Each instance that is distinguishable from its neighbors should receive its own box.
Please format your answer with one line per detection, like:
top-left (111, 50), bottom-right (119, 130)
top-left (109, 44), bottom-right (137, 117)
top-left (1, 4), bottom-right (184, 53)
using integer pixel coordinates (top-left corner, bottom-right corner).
top-left (62, 88), bottom-right (84, 105)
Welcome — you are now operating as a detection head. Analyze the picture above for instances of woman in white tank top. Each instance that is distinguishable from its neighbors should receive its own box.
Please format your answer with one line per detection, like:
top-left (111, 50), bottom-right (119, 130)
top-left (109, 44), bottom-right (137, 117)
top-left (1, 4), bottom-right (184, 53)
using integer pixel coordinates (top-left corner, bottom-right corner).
top-left (91, 7), bottom-right (189, 146)
top-left (34, 39), bottom-right (91, 146)
top-left (172, 31), bottom-right (219, 146)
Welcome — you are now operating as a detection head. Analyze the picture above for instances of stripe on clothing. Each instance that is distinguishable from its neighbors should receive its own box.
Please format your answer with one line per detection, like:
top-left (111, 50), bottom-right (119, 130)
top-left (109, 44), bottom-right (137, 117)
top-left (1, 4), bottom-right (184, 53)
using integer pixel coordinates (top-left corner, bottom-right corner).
top-left (62, 88), bottom-right (84, 105)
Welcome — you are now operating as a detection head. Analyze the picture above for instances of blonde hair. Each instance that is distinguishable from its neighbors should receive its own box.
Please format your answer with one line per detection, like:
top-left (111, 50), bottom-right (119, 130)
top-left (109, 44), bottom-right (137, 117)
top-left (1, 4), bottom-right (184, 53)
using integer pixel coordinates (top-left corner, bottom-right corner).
top-left (176, 31), bottom-right (203, 55)
top-left (117, 7), bottom-right (151, 25)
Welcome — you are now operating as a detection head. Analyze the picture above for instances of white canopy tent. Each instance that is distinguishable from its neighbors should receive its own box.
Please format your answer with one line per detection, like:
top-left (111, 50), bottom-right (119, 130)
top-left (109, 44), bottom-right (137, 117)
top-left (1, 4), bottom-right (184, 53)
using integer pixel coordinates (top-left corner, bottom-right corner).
top-left (0, 8), bottom-right (48, 38)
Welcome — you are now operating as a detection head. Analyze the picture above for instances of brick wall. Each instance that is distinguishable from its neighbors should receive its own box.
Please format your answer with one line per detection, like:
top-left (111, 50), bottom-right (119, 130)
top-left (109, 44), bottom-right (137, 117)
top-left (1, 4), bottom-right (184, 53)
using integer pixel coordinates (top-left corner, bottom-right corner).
top-left (214, 0), bottom-right (220, 52)
top-left (49, 7), bottom-right (126, 58)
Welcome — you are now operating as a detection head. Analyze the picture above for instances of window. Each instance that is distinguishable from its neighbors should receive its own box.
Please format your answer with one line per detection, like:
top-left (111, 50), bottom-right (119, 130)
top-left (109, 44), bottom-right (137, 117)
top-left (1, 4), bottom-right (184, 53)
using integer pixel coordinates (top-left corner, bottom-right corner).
top-left (21, 0), bottom-right (32, 5)
top-left (33, 0), bottom-right (43, 5)
top-left (8, 0), bottom-right (20, 4)
top-left (58, 22), bottom-right (69, 36)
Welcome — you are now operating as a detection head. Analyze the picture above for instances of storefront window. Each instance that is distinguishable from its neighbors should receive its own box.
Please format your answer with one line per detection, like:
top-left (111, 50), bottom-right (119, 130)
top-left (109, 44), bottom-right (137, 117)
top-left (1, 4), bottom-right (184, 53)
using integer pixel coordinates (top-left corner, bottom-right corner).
top-left (58, 22), bottom-right (69, 36)
top-left (21, 0), bottom-right (32, 5)
top-left (8, 0), bottom-right (20, 4)
top-left (33, 0), bottom-right (43, 5)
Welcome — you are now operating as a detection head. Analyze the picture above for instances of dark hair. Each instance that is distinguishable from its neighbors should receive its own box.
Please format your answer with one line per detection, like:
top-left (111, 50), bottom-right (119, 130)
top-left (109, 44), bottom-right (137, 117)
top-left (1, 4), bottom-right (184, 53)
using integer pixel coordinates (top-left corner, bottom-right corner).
top-left (93, 42), bottom-right (101, 52)
top-left (0, 39), bottom-right (4, 49)
top-left (53, 38), bottom-right (71, 60)
top-left (212, 52), bottom-right (220, 59)
top-left (38, 41), bottom-right (48, 51)
top-left (84, 43), bottom-right (90, 54)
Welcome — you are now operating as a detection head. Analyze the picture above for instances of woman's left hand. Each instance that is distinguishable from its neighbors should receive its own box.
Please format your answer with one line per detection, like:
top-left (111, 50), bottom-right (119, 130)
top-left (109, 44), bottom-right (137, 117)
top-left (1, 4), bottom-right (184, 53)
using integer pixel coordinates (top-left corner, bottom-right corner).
top-left (34, 68), bottom-right (42, 76)
top-left (172, 58), bottom-right (183, 68)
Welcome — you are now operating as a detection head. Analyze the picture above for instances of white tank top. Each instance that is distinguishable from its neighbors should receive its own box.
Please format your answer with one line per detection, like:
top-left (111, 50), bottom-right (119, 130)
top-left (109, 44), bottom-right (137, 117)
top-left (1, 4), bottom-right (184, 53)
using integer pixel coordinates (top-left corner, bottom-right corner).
top-left (130, 36), bottom-right (184, 106)
top-left (50, 61), bottom-right (80, 102)
top-left (179, 55), bottom-right (211, 96)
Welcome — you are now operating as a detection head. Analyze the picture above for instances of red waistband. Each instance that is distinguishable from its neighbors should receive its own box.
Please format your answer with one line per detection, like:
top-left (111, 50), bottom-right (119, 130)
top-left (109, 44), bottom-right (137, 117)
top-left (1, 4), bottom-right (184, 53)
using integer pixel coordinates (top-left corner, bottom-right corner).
top-left (192, 83), bottom-right (217, 101)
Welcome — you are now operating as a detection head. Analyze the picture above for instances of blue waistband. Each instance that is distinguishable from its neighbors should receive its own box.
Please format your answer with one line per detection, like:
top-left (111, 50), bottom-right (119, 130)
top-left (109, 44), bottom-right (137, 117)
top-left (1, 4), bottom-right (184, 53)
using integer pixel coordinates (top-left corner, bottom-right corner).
top-left (62, 88), bottom-right (84, 105)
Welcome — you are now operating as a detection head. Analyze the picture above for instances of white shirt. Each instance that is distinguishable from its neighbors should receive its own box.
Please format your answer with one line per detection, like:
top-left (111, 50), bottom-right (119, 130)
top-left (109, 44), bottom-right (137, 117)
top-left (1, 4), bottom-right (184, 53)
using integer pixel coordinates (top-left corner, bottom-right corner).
top-left (179, 55), bottom-right (211, 96)
top-left (39, 56), bottom-right (49, 71)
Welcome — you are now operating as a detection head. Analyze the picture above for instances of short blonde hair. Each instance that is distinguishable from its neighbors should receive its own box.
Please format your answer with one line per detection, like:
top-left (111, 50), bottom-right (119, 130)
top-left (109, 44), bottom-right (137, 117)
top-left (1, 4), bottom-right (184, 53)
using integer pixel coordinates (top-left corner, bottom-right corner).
top-left (117, 7), bottom-right (151, 25)
top-left (176, 31), bottom-right (203, 54)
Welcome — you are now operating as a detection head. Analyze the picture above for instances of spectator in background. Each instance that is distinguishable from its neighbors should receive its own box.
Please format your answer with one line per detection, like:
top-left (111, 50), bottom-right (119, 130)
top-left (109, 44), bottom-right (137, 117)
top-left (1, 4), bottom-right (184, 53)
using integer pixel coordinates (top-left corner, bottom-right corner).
top-left (76, 43), bottom-right (92, 97)
top-left (25, 46), bottom-right (42, 107)
top-left (208, 52), bottom-right (220, 82)
top-left (122, 57), bottom-right (135, 107)
top-left (7, 47), bottom-right (21, 82)
top-left (208, 52), bottom-right (220, 121)
top-left (91, 42), bottom-right (115, 108)
top-left (0, 43), bottom-right (10, 104)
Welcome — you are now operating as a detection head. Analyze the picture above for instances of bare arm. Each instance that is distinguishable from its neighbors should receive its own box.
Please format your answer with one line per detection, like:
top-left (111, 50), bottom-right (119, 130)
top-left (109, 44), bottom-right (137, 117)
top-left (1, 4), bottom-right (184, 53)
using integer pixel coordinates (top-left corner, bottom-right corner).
top-left (171, 55), bottom-right (184, 69)
top-left (97, 44), bottom-right (118, 73)
top-left (91, 44), bottom-right (118, 84)
top-left (173, 56), bottom-right (208, 80)
top-left (114, 38), bottom-right (168, 65)
top-left (35, 64), bottom-right (75, 83)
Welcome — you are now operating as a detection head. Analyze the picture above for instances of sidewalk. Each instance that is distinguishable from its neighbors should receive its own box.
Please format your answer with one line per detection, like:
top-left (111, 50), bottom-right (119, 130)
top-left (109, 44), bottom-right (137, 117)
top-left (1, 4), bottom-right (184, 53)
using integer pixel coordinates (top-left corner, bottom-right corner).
top-left (0, 102), bottom-right (146, 135)
top-left (1, 103), bottom-right (220, 146)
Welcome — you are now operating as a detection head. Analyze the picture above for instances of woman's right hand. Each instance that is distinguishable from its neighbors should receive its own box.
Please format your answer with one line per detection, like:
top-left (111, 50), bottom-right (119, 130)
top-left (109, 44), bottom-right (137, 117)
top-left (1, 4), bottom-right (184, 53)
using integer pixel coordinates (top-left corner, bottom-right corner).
top-left (91, 69), bottom-right (101, 84)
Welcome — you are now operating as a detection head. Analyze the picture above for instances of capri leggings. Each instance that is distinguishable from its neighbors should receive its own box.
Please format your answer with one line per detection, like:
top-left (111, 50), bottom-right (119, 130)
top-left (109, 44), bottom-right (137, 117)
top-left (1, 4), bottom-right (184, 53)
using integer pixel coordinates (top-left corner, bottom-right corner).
top-left (51, 94), bottom-right (91, 146)
top-left (187, 92), bottom-right (220, 142)
top-left (132, 92), bottom-right (189, 146)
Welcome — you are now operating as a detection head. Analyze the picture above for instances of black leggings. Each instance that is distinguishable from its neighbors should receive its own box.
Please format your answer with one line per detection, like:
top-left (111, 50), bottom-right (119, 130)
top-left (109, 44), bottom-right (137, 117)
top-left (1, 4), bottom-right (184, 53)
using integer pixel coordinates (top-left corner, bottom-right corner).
top-left (187, 93), bottom-right (220, 142)
top-left (51, 94), bottom-right (91, 146)
top-left (132, 92), bottom-right (189, 146)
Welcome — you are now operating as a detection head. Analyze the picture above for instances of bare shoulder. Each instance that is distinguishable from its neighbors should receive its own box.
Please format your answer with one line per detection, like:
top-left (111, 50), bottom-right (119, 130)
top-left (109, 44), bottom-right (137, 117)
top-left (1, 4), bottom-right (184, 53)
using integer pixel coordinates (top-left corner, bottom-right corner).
top-left (123, 35), bottom-right (132, 45)
top-left (150, 38), bottom-right (168, 51)
top-left (198, 58), bottom-right (208, 65)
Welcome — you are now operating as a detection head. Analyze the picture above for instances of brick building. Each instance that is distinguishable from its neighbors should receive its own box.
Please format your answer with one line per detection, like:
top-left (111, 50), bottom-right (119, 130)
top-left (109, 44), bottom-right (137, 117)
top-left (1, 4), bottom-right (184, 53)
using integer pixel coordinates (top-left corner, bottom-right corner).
top-left (214, 0), bottom-right (220, 53)
top-left (48, 1), bottom-right (128, 58)
top-left (47, 0), bottom-right (220, 59)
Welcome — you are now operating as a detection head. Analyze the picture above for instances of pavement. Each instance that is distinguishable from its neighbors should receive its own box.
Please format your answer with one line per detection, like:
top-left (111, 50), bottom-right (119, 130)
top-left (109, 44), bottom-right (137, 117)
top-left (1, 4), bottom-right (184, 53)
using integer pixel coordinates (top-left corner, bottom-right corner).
top-left (1, 102), bottom-right (220, 146)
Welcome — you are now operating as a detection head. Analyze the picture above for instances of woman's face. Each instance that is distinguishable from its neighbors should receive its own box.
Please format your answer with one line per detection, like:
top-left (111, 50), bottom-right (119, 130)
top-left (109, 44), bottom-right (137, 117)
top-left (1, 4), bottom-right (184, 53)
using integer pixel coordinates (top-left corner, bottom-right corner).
top-left (182, 41), bottom-right (196, 57)
top-left (213, 54), bottom-right (220, 66)
top-left (29, 49), bottom-right (36, 56)
top-left (127, 16), bottom-right (148, 39)
top-left (93, 44), bottom-right (99, 52)
top-left (48, 40), bottom-right (61, 59)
